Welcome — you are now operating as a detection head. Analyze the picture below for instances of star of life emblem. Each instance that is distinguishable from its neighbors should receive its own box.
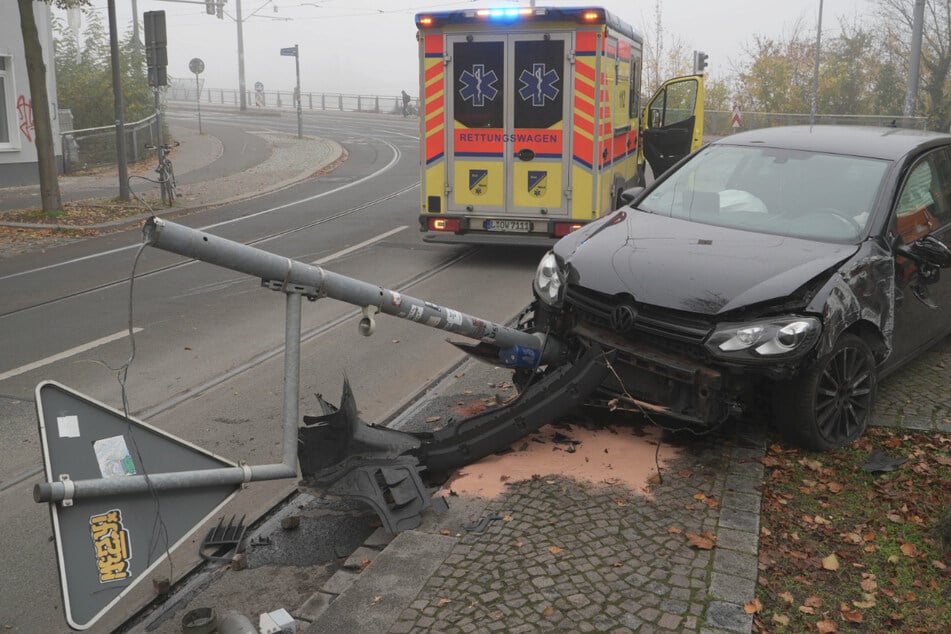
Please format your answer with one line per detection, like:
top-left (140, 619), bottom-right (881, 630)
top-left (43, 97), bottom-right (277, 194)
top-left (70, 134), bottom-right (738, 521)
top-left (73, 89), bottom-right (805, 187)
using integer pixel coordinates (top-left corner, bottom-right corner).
top-left (519, 63), bottom-right (560, 107)
top-left (459, 64), bottom-right (500, 107)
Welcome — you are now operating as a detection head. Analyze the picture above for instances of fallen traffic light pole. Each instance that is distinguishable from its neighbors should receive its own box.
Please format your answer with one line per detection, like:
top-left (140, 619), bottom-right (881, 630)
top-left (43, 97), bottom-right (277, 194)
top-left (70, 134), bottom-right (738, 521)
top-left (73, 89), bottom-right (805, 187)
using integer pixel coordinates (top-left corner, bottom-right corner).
top-left (34, 216), bottom-right (609, 629)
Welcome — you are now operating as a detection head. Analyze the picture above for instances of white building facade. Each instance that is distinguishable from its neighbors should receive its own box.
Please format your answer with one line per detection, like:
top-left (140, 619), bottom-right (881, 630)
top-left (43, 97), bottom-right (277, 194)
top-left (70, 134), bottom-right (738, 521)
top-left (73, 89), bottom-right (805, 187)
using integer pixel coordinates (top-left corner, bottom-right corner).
top-left (0, 1), bottom-right (61, 187)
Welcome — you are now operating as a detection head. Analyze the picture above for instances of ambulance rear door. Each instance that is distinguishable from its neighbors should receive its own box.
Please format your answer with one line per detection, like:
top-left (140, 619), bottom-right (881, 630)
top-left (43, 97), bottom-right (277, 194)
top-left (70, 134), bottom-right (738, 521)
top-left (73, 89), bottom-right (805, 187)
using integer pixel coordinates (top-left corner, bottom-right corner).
top-left (447, 31), bottom-right (572, 229)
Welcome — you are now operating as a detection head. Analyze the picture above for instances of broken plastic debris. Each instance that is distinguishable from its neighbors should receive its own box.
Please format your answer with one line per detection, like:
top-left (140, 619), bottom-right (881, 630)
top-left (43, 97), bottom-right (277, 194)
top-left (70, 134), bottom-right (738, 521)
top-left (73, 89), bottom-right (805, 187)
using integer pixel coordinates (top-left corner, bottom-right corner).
top-left (861, 447), bottom-right (908, 473)
top-left (258, 608), bottom-right (296, 634)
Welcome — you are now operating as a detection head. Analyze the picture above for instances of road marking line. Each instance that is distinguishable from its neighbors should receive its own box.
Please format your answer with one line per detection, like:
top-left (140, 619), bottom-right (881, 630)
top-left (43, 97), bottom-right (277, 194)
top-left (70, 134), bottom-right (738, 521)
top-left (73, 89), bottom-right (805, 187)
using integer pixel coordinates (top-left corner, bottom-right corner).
top-left (0, 328), bottom-right (143, 382)
top-left (0, 133), bottom-right (405, 282)
top-left (312, 226), bottom-right (407, 265)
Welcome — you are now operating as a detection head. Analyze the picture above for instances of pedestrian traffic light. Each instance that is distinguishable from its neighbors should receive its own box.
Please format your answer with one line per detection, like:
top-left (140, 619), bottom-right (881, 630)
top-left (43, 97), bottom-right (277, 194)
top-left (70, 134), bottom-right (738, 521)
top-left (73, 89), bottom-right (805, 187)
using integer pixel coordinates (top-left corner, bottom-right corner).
top-left (693, 50), bottom-right (709, 75)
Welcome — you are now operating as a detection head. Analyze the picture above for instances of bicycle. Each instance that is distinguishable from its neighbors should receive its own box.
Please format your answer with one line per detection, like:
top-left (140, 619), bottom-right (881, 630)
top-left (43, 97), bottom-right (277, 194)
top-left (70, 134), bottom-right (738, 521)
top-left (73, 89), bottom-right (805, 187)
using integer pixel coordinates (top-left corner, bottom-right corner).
top-left (145, 141), bottom-right (180, 206)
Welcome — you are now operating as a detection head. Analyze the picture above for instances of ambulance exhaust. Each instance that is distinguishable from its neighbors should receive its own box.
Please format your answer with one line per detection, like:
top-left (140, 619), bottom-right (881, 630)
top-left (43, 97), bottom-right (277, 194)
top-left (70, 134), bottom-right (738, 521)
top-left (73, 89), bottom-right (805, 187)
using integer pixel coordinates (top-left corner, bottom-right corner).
top-left (142, 217), bottom-right (605, 532)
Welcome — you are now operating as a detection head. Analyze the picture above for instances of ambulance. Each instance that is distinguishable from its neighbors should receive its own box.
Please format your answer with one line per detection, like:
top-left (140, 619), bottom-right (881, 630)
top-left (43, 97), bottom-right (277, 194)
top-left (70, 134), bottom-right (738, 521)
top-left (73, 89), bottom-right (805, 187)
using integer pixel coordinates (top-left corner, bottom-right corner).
top-left (415, 6), bottom-right (705, 245)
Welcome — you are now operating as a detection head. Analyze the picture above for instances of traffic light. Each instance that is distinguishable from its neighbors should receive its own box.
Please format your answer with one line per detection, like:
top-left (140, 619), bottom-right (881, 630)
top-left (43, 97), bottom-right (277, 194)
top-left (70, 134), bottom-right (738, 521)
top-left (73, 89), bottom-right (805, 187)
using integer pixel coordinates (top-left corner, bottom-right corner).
top-left (217, 0), bottom-right (226, 19)
top-left (693, 50), bottom-right (709, 75)
top-left (144, 11), bottom-right (168, 87)
top-left (205, 0), bottom-right (215, 15)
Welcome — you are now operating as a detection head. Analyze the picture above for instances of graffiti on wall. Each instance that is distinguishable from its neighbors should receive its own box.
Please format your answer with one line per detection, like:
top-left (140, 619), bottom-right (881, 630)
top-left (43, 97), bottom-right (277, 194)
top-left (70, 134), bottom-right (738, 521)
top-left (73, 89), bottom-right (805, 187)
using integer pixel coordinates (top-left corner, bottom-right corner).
top-left (17, 95), bottom-right (34, 143)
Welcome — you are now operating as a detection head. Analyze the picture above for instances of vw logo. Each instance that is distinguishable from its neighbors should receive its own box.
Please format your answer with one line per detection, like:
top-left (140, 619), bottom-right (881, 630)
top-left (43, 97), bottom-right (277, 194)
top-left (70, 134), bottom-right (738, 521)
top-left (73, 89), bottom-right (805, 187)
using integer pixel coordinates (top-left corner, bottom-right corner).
top-left (610, 303), bottom-right (637, 333)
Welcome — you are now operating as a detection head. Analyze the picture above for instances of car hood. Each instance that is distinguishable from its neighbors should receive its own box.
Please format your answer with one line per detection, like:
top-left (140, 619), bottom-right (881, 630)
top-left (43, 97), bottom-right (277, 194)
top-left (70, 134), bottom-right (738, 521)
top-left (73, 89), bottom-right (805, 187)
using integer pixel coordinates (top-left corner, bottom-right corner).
top-left (554, 210), bottom-right (860, 315)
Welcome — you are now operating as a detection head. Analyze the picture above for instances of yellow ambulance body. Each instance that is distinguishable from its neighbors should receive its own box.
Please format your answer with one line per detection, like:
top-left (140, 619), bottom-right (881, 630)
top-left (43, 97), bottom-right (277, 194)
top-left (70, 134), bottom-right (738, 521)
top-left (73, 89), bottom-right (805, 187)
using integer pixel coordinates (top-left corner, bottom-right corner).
top-left (415, 6), bottom-right (704, 245)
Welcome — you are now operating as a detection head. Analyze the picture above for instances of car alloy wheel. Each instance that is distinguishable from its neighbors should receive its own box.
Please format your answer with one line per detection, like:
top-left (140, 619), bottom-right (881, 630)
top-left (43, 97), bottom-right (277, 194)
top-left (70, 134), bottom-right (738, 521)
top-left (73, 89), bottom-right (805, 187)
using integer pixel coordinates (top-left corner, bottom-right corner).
top-left (776, 333), bottom-right (877, 451)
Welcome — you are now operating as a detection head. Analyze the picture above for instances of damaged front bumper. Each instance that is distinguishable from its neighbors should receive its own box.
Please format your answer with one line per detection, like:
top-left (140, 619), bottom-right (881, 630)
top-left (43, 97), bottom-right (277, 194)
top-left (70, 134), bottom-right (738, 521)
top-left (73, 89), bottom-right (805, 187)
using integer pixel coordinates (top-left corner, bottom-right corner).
top-left (297, 343), bottom-right (608, 533)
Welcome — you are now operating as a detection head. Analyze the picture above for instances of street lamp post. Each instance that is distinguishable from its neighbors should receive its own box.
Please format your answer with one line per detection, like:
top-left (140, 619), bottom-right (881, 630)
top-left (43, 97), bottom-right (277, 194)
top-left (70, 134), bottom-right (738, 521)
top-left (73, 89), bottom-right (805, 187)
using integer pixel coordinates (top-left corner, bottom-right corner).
top-left (237, 0), bottom-right (247, 110)
top-left (107, 0), bottom-right (130, 200)
top-left (904, 0), bottom-right (926, 120)
top-left (810, 0), bottom-right (823, 126)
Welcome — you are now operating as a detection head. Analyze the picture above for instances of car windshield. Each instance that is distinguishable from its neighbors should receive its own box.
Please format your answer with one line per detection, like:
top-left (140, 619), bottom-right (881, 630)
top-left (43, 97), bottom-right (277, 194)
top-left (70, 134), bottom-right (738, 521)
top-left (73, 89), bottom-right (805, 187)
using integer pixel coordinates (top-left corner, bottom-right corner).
top-left (637, 144), bottom-right (890, 242)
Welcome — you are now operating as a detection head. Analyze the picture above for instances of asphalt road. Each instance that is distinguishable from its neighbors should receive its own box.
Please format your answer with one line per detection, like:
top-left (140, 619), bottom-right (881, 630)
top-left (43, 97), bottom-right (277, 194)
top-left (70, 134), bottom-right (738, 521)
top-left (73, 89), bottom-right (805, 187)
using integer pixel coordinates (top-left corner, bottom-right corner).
top-left (0, 110), bottom-right (546, 632)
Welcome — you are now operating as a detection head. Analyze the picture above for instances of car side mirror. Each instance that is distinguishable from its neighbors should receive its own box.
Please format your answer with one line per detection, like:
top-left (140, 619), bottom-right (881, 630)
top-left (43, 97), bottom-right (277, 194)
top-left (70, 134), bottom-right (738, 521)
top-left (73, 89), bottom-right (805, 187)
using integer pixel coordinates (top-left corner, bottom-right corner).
top-left (896, 234), bottom-right (951, 268)
top-left (619, 187), bottom-right (645, 206)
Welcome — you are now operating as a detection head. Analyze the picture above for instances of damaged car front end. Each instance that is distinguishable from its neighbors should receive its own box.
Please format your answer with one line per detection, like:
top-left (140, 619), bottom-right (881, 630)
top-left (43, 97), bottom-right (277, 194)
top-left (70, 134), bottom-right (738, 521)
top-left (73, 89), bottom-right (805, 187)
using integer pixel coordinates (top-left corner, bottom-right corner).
top-left (524, 126), bottom-right (951, 451)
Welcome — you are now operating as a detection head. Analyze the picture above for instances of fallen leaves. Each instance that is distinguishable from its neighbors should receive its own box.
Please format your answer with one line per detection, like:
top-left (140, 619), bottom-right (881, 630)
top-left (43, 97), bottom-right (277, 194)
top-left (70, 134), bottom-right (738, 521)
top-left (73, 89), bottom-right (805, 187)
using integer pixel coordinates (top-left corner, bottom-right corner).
top-left (821, 553), bottom-right (840, 571)
top-left (754, 428), bottom-right (951, 634)
top-left (743, 597), bottom-right (763, 614)
top-left (685, 531), bottom-right (716, 550)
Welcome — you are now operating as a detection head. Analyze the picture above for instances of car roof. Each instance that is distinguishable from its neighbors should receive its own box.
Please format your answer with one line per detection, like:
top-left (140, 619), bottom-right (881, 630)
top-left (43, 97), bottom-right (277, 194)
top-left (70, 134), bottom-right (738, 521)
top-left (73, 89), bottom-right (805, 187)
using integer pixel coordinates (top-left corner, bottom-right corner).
top-left (712, 125), bottom-right (951, 160)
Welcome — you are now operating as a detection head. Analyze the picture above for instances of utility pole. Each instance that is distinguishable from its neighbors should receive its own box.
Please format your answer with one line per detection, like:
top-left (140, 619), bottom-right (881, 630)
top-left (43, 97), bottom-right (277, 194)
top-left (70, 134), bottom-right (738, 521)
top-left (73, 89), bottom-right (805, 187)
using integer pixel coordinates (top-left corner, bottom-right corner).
top-left (107, 0), bottom-right (130, 200)
top-left (903, 0), bottom-right (926, 121)
top-left (131, 0), bottom-right (140, 45)
top-left (237, 0), bottom-right (247, 110)
top-left (809, 0), bottom-right (823, 126)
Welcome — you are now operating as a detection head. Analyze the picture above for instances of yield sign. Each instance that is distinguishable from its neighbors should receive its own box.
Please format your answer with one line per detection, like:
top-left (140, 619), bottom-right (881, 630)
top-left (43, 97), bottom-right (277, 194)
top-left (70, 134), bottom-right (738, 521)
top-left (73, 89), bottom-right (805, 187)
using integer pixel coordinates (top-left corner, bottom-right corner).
top-left (36, 381), bottom-right (239, 630)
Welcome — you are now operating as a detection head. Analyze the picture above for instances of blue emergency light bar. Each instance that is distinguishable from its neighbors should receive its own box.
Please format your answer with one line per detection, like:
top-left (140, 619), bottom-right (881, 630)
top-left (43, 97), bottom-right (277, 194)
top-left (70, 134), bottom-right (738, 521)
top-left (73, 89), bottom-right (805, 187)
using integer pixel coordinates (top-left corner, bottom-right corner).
top-left (415, 6), bottom-right (637, 42)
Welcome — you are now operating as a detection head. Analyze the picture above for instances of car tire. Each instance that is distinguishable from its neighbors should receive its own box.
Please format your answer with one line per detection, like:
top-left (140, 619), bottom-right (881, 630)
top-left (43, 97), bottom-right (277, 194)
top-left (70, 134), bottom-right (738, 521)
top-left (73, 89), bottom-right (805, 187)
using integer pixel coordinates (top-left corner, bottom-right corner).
top-left (775, 333), bottom-right (877, 451)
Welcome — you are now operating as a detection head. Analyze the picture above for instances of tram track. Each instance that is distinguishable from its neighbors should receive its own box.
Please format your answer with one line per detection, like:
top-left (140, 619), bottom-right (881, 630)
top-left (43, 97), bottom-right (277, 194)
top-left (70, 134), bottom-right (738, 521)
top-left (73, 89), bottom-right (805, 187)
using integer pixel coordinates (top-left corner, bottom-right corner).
top-left (0, 180), bottom-right (419, 319)
top-left (0, 245), bottom-right (477, 495)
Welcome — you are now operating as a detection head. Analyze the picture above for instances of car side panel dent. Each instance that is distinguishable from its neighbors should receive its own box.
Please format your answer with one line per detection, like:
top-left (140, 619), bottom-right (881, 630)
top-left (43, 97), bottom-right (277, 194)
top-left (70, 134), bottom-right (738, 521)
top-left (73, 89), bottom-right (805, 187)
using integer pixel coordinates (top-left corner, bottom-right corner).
top-left (806, 242), bottom-right (894, 359)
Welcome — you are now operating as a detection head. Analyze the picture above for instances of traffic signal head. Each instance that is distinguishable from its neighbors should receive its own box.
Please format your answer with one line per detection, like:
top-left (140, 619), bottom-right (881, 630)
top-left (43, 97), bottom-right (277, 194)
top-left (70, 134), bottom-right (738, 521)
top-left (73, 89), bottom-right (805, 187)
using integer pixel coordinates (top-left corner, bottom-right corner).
top-left (217, 0), bottom-right (226, 19)
top-left (693, 50), bottom-right (709, 75)
top-left (144, 11), bottom-right (168, 86)
top-left (205, 0), bottom-right (215, 15)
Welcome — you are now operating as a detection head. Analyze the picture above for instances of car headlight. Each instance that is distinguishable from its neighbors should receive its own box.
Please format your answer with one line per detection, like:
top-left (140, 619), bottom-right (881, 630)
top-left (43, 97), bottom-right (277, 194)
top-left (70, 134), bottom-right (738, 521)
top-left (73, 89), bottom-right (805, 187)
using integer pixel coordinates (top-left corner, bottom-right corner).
top-left (533, 251), bottom-right (566, 308)
top-left (705, 317), bottom-right (821, 360)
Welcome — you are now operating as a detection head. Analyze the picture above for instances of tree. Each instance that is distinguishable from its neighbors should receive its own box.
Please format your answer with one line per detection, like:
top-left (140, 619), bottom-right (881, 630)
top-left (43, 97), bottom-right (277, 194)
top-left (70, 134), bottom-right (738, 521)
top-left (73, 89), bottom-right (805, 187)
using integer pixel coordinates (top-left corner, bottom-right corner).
top-left (53, 11), bottom-right (152, 129)
top-left (736, 20), bottom-right (816, 114)
top-left (877, 0), bottom-right (951, 131)
top-left (819, 19), bottom-right (879, 115)
top-left (16, 0), bottom-right (88, 216)
top-left (641, 0), bottom-right (692, 96)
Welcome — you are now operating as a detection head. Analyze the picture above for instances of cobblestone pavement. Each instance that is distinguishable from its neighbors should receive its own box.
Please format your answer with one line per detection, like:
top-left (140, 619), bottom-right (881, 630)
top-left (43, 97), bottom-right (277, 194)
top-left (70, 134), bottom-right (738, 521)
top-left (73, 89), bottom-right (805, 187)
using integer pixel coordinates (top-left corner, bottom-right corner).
top-left (302, 417), bottom-right (767, 634)
top-left (389, 429), bottom-right (765, 634)
top-left (875, 335), bottom-right (951, 431)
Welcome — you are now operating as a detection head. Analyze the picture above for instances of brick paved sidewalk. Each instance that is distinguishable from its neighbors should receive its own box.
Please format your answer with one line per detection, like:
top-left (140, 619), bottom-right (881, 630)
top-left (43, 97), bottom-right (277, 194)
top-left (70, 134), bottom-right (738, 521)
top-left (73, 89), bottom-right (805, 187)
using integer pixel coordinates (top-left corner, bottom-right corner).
top-left (306, 422), bottom-right (768, 634)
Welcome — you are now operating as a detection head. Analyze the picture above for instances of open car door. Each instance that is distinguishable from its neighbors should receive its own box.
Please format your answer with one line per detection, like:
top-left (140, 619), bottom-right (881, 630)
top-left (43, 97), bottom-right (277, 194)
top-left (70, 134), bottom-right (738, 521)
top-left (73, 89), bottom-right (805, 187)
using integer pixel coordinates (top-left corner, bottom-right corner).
top-left (640, 75), bottom-right (705, 179)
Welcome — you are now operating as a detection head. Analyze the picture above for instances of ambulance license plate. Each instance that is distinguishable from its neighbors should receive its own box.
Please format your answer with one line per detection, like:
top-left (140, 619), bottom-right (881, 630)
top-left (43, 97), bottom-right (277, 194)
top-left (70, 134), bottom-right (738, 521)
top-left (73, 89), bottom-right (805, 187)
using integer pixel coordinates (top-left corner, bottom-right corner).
top-left (485, 220), bottom-right (532, 233)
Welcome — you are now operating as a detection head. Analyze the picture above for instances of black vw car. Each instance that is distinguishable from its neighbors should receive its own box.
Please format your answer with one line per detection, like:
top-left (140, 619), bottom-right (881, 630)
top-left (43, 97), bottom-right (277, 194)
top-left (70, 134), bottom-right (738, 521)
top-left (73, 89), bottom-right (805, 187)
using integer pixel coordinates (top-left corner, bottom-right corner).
top-left (529, 125), bottom-right (951, 450)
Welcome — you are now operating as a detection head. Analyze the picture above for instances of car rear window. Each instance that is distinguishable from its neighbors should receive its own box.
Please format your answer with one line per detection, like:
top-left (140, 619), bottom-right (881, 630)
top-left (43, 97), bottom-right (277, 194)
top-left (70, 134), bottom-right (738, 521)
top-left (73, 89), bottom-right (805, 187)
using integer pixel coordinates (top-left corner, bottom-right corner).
top-left (639, 144), bottom-right (890, 242)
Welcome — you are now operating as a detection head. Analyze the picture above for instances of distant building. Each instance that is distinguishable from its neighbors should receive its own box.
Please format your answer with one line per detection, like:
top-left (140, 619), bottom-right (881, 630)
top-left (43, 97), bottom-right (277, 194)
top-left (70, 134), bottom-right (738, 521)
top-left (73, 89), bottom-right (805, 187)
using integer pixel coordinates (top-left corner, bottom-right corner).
top-left (0, 1), bottom-right (62, 187)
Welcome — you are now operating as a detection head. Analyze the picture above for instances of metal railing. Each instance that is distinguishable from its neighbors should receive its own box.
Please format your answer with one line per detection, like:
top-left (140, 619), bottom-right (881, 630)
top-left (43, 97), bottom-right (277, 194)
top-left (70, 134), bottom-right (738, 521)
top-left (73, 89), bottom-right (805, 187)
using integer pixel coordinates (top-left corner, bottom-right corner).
top-left (61, 114), bottom-right (160, 174)
top-left (168, 84), bottom-right (416, 116)
top-left (167, 82), bottom-right (930, 131)
top-left (704, 110), bottom-right (929, 136)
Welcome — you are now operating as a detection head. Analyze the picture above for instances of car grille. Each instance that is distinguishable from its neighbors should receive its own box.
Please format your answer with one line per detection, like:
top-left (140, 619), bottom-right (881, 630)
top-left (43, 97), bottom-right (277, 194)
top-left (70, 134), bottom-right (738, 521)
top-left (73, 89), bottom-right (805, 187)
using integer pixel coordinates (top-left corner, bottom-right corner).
top-left (565, 285), bottom-right (714, 346)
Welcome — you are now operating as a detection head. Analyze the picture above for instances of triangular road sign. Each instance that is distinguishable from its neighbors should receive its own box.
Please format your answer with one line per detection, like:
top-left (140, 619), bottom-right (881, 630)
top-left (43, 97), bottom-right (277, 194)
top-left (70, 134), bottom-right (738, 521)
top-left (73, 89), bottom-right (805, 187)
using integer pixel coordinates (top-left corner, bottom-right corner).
top-left (36, 381), bottom-right (240, 631)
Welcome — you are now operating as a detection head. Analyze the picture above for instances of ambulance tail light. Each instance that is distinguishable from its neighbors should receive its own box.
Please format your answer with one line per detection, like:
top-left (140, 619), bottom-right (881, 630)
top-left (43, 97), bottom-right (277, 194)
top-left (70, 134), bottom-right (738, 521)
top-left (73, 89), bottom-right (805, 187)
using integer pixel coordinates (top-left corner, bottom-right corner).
top-left (553, 222), bottom-right (585, 238)
top-left (429, 217), bottom-right (462, 233)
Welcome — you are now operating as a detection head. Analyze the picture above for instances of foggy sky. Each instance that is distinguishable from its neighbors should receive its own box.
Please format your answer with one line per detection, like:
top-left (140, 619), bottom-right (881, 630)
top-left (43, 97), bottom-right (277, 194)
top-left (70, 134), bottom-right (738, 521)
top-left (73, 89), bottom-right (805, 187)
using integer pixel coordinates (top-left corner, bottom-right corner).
top-left (61, 0), bottom-right (870, 99)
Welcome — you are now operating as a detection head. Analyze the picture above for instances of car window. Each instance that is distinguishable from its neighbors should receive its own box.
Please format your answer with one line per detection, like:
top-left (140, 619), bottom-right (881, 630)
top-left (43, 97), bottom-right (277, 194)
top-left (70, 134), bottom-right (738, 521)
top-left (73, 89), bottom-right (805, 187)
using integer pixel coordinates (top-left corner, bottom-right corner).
top-left (929, 148), bottom-right (951, 223)
top-left (638, 144), bottom-right (889, 243)
top-left (893, 149), bottom-right (951, 243)
top-left (647, 80), bottom-right (697, 129)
